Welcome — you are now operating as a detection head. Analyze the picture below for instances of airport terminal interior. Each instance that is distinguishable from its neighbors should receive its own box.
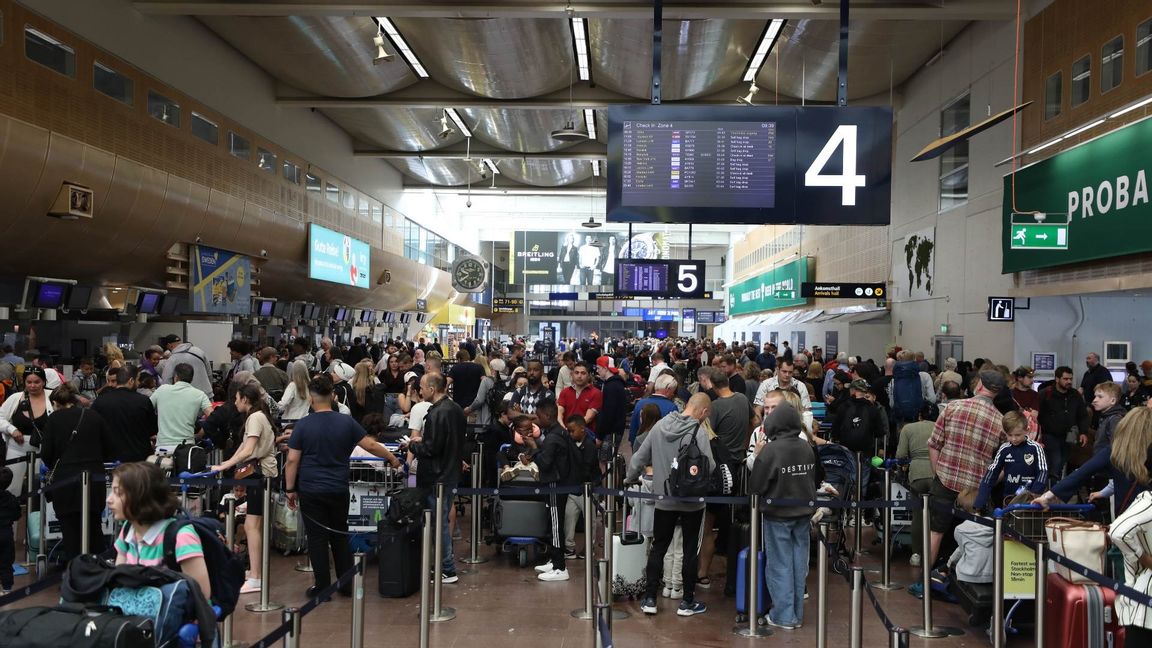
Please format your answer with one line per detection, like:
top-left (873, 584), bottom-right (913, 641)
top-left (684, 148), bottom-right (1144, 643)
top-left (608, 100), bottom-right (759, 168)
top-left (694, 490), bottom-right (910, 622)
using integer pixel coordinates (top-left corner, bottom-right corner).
top-left (1, 0), bottom-right (1152, 645)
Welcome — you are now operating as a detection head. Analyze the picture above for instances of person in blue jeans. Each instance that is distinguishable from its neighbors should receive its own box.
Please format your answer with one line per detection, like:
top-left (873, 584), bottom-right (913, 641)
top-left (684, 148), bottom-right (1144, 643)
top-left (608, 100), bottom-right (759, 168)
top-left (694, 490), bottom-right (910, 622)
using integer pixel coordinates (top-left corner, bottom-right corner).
top-left (749, 402), bottom-right (821, 630)
top-left (407, 373), bottom-right (465, 583)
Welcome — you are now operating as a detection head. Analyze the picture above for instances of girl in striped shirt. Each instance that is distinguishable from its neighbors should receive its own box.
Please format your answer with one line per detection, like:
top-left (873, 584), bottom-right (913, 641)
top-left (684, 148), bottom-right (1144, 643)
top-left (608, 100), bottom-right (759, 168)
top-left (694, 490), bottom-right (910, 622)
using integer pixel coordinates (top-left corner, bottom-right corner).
top-left (108, 462), bottom-right (211, 599)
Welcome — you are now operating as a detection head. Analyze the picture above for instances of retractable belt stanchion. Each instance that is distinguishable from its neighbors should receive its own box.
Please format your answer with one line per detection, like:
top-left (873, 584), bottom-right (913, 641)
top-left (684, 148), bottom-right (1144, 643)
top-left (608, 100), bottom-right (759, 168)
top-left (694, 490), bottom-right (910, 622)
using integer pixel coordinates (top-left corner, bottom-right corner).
top-left (817, 522), bottom-right (829, 648)
top-left (245, 476), bottom-right (284, 613)
top-left (890, 627), bottom-right (909, 648)
top-left (854, 452), bottom-right (865, 558)
top-left (872, 467), bottom-right (902, 591)
top-left (460, 451), bottom-right (487, 566)
top-left (598, 558), bottom-right (613, 639)
top-left (571, 482), bottom-right (595, 620)
top-left (36, 482), bottom-right (48, 579)
top-left (849, 566), bottom-right (864, 648)
top-left (734, 493), bottom-right (771, 638)
top-left (908, 494), bottom-right (963, 638)
top-left (80, 470), bottom-right (91, 555)
top-left (430, 482), bottom-right (456, 622)
top-left (222, 497), bottom-right (241, 648)
top-left (282, 607), bottom-right (301, 648)
top-left (991, 516), bottom-right (1005, 648)
top-left (418, 510), bottom-right (432, 648)
top-left (602, 457), bottom-right (628, 621)
top-left (1035, 542), bottom-right (1047, 648)
top-left (24, 450), bottom-right (36, 562)
top-left (350, 552), bottom-right (365, 648)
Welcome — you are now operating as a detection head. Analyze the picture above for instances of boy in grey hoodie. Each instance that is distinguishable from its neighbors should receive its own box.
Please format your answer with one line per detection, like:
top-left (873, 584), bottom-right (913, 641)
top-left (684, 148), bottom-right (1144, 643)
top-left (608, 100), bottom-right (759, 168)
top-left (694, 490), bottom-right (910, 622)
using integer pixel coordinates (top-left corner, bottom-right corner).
top-left (627, 393), bottom-right (715, 617)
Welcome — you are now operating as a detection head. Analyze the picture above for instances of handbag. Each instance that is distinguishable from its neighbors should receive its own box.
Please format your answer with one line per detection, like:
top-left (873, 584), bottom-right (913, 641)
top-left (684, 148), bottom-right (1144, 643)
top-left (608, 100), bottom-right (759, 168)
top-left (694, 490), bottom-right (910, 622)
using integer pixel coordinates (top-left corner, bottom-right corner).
top-left (1045, 516), bottom-right (1109, 583)
top-left (233, 461), bottom-right (256, 479)
top-left (45, 408), bottom-right (85, 486)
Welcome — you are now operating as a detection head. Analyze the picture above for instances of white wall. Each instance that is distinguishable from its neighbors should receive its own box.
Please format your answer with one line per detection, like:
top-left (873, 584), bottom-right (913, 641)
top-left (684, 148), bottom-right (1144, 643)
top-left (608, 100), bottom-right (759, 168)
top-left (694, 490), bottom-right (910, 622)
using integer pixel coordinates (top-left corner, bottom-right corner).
top-left (717, 318), bottom-right (891, 363)
top-left (1013, 293), bottom-right (1152, 373)
top-left (23, 0), bottom-right (403, 204)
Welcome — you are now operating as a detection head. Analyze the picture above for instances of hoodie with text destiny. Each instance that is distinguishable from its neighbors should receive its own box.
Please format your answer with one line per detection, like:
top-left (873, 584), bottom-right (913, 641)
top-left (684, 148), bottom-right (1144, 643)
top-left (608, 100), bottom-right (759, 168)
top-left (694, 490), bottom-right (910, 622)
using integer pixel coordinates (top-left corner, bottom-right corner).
top-left (749, 403), bottom-right (822, 520)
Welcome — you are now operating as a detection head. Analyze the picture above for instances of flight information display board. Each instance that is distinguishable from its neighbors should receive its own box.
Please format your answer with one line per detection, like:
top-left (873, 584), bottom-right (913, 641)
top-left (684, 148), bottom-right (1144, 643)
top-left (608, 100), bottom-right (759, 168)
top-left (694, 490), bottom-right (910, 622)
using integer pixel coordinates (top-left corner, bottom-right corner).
top-left (607, 105), bottom-right (892, 225)
top-left (614, 260), bottom-right (705, 299)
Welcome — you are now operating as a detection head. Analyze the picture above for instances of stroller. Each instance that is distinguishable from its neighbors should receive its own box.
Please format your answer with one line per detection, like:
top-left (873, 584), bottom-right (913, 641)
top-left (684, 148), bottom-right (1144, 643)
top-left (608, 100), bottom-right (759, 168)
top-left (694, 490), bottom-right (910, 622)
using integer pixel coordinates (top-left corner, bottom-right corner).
top-left (488, 445), bottom-right (551, 567)
top-left (813, 443), bottom-right (857, 574)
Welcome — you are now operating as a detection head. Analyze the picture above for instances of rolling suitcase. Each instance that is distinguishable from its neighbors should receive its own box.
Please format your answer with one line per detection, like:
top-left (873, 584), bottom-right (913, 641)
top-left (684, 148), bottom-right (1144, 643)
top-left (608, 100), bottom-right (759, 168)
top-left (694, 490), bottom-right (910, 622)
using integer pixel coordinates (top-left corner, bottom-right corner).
top-left (724, 521), bottom-right (752, 596)
top-left (735, 547), bottom-right (768, 620)
top-left (611, 531), bottom-right (649, 598)
top-left (948, 573), bottom-right (995, 626)
top-left (494, 499), bottom-right (550, 538)
top-left (378, 520), bottom-right (422, 598)
top-left (1044, 573), bottom-right (1125, 648)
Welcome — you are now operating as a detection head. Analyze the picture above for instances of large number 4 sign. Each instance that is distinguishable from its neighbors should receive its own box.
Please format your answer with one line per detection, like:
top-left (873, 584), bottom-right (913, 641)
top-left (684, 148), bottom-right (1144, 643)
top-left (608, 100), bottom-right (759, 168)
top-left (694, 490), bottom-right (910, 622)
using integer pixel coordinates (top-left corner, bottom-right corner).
top-left (804, 125), bottom-right (868, 207)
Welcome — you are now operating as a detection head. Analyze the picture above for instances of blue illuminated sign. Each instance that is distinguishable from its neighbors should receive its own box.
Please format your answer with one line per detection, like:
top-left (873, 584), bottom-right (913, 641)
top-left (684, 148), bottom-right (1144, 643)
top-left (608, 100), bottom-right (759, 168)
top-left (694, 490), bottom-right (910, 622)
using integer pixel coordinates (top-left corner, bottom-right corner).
top-left (309, 223), bottom-right (370, 289)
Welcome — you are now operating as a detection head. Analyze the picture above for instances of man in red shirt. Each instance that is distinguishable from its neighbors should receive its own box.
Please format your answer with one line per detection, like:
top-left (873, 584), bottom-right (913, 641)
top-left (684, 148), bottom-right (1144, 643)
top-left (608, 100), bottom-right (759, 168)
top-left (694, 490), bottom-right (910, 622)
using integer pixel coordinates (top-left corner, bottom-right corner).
top-left (557, 362), bottom-right (602, 437)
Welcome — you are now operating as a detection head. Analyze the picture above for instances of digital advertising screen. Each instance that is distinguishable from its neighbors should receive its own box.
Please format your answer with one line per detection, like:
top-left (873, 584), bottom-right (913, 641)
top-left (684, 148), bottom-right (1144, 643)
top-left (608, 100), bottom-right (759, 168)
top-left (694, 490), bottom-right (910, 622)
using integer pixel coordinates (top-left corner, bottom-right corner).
top-left (607, 105), bottom-right (892, 225)
top-left (309, 223), bottom-right (370, 289)
top-left (511, 230), bottom-right (668, 286)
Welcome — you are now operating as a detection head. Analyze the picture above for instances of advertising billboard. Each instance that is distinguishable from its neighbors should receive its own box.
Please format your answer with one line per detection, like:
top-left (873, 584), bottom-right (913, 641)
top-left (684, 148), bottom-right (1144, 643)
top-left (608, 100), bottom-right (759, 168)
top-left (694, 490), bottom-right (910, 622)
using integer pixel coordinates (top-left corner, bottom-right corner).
top-left (309, 223), bottom-right (370, 289)
top-left (189, 244), bottom-right (252, 315)
top-left (511, 230), bottom-right (669, 286)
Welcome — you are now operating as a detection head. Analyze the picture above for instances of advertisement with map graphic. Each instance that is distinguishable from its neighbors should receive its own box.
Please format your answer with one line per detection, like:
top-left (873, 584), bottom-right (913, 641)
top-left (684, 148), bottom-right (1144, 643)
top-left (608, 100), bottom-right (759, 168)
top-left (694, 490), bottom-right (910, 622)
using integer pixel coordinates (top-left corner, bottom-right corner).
top-left (189, 244), bottom-right (252, 315)
top-left (511, 230), bottom-right (669, 286)
top-left (898, 226), bottom-right (935, 300)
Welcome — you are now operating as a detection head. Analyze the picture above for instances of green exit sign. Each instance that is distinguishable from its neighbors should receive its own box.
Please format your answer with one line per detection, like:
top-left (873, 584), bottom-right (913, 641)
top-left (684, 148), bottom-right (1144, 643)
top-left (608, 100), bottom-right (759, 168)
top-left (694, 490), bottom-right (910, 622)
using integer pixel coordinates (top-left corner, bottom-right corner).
top-left (774, 290), bottom-right (795, 299)
top-left (1010, 223), bottom-right (1068, 250)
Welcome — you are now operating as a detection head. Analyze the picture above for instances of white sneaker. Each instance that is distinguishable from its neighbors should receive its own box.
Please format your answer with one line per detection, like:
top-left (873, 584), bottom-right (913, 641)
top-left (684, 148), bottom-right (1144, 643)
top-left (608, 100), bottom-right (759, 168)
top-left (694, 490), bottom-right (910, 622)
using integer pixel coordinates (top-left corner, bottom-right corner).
top-left (534, 561), bottom-right (554, 573)
top-left (909, 553), bottom-right (921, 567)
top-left (664, 586), bottom-right (683, 600)
top-left (538, 569), bottom-right (570, 582)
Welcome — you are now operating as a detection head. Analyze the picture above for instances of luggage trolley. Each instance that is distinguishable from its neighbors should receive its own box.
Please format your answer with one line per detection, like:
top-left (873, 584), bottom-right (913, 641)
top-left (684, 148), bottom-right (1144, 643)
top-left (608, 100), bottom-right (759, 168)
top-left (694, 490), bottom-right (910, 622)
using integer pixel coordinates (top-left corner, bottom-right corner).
top-left (348, 448), bottom-right (407, 554)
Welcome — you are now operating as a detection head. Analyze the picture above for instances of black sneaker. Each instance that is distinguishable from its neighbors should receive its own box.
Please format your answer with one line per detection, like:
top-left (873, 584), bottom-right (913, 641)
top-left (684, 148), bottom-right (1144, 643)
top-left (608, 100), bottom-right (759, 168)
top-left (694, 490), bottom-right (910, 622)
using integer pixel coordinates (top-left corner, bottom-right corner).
top-left (305, 585), bottom-right (331, 602)
top-left (677, 599), bottom-right (707, 616)
top-left (640, 597), bottom-right (658, 615)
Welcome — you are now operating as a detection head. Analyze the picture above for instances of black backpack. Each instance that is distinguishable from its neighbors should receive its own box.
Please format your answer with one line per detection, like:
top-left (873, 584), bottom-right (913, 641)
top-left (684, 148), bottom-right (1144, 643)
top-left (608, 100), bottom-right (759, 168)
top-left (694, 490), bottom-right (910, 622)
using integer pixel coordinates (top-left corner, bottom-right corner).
top-left (163, 513), bottom-right (246, 619)
top-left (385, 487), bottom-right (426, 527)
top-left (485, 376), bottom-right (508, 415)
top-left (665, 426), bottom-right (712, 497)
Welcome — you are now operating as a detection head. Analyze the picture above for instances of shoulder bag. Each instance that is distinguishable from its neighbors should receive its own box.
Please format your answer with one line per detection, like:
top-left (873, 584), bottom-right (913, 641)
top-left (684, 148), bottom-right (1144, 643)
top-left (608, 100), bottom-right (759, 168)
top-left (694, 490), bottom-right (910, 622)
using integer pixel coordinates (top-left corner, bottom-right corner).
top-left (1044, 516), bottom-right (1109, 583)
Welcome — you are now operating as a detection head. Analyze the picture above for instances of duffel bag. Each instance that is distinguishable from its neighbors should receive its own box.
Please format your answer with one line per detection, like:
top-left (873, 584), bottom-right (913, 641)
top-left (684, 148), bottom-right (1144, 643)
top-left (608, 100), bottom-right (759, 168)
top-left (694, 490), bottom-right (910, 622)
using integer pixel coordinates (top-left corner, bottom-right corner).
top-left (0, 604), bottom-right (154, 648)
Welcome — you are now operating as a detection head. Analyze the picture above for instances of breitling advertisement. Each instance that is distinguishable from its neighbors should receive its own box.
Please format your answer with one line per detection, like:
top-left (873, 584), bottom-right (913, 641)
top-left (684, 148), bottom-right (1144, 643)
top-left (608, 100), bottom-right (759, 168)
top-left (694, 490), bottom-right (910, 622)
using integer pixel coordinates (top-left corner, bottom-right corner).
top-left (511, 230), bottom-right (669, 286)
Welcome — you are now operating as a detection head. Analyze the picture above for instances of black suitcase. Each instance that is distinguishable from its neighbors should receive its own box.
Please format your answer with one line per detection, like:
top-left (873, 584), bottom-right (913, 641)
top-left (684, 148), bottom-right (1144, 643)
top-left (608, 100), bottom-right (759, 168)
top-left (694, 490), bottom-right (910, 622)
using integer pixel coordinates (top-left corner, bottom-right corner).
top-left (724, 520), bottom-right (751, 597)
top-left (0, 604), bottom-right (154, 647)
top-left (378, 520), bottom-right (422, 598)
top-left (948, 573), bottom-right (996, 627)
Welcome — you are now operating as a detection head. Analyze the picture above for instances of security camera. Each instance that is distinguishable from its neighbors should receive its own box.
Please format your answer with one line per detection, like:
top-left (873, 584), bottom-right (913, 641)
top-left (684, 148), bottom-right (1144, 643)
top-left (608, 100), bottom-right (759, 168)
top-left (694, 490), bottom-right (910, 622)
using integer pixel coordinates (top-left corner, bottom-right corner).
top-left (260, 249), bottom-right (268, 257)
top-left (195, 236), bottom-right (202, 243)
top-left (438, 126), bottom-right (455, 140)
top-left (466, 199), bottom-right (472, 208)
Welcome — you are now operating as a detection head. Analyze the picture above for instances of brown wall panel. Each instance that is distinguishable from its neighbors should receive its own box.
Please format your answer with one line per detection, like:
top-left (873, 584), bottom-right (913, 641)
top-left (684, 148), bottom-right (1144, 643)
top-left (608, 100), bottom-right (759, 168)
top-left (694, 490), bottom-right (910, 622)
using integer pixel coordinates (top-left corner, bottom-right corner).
top-left (100, 158), bottom-right (168, 284)
top-left (0, 116), bottom-right (50, 242)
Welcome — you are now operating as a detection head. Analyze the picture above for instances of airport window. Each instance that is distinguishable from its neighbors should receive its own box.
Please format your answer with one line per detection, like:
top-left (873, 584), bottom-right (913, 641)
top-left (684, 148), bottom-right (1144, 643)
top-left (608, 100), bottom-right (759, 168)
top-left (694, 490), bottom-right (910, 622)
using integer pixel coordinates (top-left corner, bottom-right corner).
top-left (342, 190), bottom-right (356, 210)
top-left (25, 27), bottom-right (75, 77)
top-left (1044, 72), bottom-right (1062, 119)
top-left (326, 182), bottom-right (340, 203)
top-left (1071, 55), bottom-right (1091, 106)
top-left (1137, 18), bottom-right (1152, 77)
top-left (282, 161), bottom-right (301, 184)
top-left (305, 173), bottom-right (321, 192)
top-left (229, 132), bottom-right (250, 160)
top-left (938, 93), bottom-right (969, 211)
top-left (257, 148), bottom-right (276, 173)
top-left (147, 91), bottom-right (180, 127)
top-left (358, 197), bottom-right (370, 219)
top-left (93, 62), bottom-right (133, 105)
top-left (1101, 36), bottom-right (1124, 93)
top-left (190, 112), bottom-right (218, 145)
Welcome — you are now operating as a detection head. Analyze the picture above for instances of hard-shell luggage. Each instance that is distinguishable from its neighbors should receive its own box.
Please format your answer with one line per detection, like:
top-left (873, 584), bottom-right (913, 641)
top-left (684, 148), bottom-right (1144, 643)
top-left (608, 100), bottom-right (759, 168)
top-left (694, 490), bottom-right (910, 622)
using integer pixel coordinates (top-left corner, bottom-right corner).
top-left (735, 547), bottom-right (768, 619)
top-left (1044, 573), bottom-right (1125, 648)
top-left (0, 604), bottom-right (154, 648)
top-left (378, 520), bottom-right (422, 598)
top-left (948, 573), bottom-right (995, 627)
top-left (494, 499), bottom-right (550, 538)
top-left (611, 531), bottom-right (649, 598)
top-left (271, 492), bottom-right (307, 555)
top-left (724, 521), bottom-right (752, 596)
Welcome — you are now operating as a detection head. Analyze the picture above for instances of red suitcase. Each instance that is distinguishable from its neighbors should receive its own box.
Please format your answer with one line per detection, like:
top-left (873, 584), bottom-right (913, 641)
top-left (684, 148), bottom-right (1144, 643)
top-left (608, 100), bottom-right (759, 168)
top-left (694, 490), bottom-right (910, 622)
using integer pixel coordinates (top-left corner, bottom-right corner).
top-left (1044, 573), bottom-right (1125, 648)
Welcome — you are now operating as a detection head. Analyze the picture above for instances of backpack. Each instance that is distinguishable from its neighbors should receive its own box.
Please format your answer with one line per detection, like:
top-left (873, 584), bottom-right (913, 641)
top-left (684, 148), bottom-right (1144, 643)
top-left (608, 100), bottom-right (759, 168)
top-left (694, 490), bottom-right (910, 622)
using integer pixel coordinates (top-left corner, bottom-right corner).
top-left (665, 426), bottom-right (712, 497)
top-left (485, 376), bottom-right (508, 416)
top-left (385, 487), bottom-right (426, 527)
top-left (836, 399), bottom-right (881, 454)
top-left (891, 361), bottom-right (924, 422)
top-left (162, 513), bottom-right (246, 620)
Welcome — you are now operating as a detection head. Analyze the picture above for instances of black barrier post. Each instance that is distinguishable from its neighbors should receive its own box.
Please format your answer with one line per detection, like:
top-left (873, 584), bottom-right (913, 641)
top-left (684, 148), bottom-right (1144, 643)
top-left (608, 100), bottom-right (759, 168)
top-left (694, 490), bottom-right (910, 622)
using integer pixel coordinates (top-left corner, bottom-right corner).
top-left (460, 451), bottom-right (487, 566)
top-left (992, 515), bottom-right (1005, 648)
top-left (571, 482), bottom-right (594, 621)
top-left (80, 470), bottom-right (91, 555)
top-left (873, 467), bottom-right (902, 591)
top-left (1035, 542), bottom-right (1046, 648)
top-left (418, 510), bottom-right (432, 648)
top-left (282, 607), bottom-right (302, 648)
top-left (817, 521), bottom-right (829, 648)
top-left (849, 566), bottom-right (863, 648)
top-left (734, 492), bottom-right (771, 637)
top-left (908, 495), bottom-right (963, 638)
top-left (430, 482), bottom-right (456, 622)
top-left (245, 476), bottom-right (284, 613)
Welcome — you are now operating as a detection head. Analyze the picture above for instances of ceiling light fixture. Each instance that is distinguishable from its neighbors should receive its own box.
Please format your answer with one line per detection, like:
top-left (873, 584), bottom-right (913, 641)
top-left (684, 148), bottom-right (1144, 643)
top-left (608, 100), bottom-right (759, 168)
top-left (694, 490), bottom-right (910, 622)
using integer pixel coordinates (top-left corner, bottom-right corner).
top-left (743, 19), bottom-right (785, 83)
top-left (584, 108), bottom-right (598, 139)
top-left (737, 82), bottom-right (759, 105)
top-left (372, 27), bottom-right (393, 64)
top-left (375, 17), bottom-right (429, 78)
top-left (570, 17), bottom-right (590, 81)
top-left (437, 111), bottom-right (455, 140)
top-left (581, 216), bottom-right (602, 229)
top-left (444, 108), bottom-right (471, 138)
top-left (1109, 95), bottom-right (1152, 119)
top-left (553, 48), bottom-right (590, 142)
top-left (483, 159), bottom-right (500, 175)
top-left (591, 160), bottom-right (601, 177)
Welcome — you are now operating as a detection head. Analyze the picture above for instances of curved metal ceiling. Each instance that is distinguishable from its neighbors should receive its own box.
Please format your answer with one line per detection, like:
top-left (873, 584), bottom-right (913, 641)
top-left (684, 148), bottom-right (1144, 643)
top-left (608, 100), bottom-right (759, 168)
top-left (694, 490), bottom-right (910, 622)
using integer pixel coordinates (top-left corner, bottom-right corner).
top-left (201, 14), bottom-right (973, 188)
top-left (199, 16), bottom-right (416, 98)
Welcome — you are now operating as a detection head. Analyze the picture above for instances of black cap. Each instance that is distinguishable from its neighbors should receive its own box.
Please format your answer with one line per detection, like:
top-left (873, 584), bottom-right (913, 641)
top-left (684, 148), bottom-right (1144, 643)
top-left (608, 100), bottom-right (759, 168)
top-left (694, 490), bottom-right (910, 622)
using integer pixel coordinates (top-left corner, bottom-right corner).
top-left (161, 334), bottom-right (182, 345)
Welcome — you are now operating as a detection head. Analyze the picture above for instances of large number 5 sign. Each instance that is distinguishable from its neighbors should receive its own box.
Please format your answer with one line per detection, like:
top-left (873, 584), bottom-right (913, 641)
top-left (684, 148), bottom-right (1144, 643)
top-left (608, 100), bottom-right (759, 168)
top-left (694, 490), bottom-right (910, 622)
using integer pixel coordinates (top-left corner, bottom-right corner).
top-left (804, 125), bottom-right (867, 207)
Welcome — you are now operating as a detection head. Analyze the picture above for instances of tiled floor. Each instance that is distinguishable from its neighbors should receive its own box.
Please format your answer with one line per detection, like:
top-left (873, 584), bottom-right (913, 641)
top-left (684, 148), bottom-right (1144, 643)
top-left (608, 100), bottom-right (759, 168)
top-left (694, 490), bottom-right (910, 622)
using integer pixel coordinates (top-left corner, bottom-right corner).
top-left (8, 520), bottom-right (1013, 647)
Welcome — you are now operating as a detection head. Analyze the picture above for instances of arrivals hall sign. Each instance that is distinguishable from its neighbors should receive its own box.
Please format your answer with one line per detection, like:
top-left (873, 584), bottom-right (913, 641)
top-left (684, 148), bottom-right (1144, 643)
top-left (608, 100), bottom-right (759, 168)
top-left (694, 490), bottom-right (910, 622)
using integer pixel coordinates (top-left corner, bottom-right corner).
top-left (1002, 117), bottom-right (1152, 273)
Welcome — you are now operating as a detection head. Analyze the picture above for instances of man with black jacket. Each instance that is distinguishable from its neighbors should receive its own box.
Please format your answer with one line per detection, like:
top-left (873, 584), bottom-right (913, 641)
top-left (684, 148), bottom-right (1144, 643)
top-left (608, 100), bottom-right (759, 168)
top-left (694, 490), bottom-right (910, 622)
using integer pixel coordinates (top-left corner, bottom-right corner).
top-left (594, 356), bottom-right (630, 460)
top-left (1037, 366), bottom-right (1091, 485)
top-left (407, 372), bottom-right (466, 583)
top-left (92, 367), bottom-right (158, 462)
top-left (521, 400), bottom-right (578, 582)
top-left (750, 402), bottom-right (821, 630)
